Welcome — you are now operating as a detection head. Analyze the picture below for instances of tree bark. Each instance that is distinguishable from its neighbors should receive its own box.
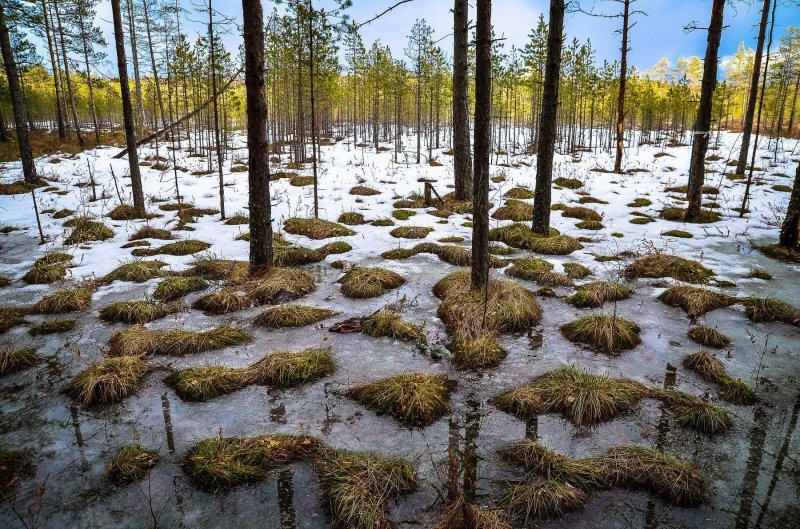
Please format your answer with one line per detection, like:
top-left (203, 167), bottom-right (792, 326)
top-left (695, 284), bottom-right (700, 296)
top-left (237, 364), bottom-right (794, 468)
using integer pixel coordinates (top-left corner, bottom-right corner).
top-left (208, 3), bottom-right (226, 219)
top-left (453, 0), bottom-right (472, 200)
top-left (613, 0), bottom-right (630, 174)
top-left (532, 0), bottom-right (565, 235)
top-left (111, 0), bottom-right (145, 211)
top-left (735, 0), bottom-right (770, 176)
top-left (242, 0), bottom-right (273, 274)
top-left (77, 5), bottom-right (101, 142)
top-left (471, 0), bottom-right (491, 292)
top-left (0, 2), bottom-right (38, 183)
top-left (779, 162), bottom-right (800, 249)
top-left (685, 0), bottom-right (725, 222)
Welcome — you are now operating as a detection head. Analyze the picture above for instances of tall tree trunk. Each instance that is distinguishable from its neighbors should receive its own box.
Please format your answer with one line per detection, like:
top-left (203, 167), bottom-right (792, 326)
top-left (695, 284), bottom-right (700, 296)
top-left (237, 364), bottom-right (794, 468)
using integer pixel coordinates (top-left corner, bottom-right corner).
top-left (779, 162), bottom-right (800, 250)
top-left (735, 0), bottom-right (770, 176)
top-left (41, 0), bottom-right (65, 139)
top-left (0, 107), bottom-right (7, 142)
top-left (77, 8), bottom-right (101, 142)
top-left (111, 0), bottom-right (145, 211)
top-left (143, 0), bottom-right (167, 128)
top-left (208, 3), bottom-right (225, 219)
top-left (126, 0), bottom-right (145, 131)
top-left (685, 0), bottom-right (725, 222)
top-left (787, 72), bottom-right (800, 137)
top-left (613, 0), bottom-right (630, 174)
top-left (0, 3), bottom-right (37, 182)
top-left (54, 0), bottom-right (85, 147)
top-left (242, 0), bottom-right (272, 274)
top-left (471, 0), bottom-right (491, 292)
top-left (453, 0), bottom-right (472, 200)
top-left (532, 0), bottom-right (565, 235)
top-left (308, 1), bottom-right (319, 219)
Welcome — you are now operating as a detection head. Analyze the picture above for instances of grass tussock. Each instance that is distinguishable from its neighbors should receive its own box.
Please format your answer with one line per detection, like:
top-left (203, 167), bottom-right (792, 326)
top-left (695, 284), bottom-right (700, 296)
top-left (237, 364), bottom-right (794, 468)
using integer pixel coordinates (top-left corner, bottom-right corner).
top-left (505, 187), bottom-right (535, 199)
top-left (166, 347), bottom-right (333, 401)
top-left (130, 227), bottom-right (173, 241)
top-left (273, 241), bottom-right (352, 266)
top-left (64, 356), bottom-right (150, 406)
top-left (382, 242), bottom-right (506, 268)
top-left (316, 449), bottom-right (418, 529)
top-left (33, 287), bottom-right (92, 314)
top-left (108, 205), bottom-right (154, 221)
top-left (192, 290), bottom-right (251, 315)
top-left (434, 271), bottom-right (542, 336)
top-left (0, 345), bottom-right (41, 376)
top-left (108, 445), bottom-right (159, 485)
top-left (491, 199), bottom-right (534, 221)
top-left (108, 326), bottom-right (251, 357)
top-left (339, 266), bottom-right (405, 298)
top-left (560, 314), bottom-right (641, 354)
top-left (348, 373), bottom-right (457, 427)
top-left (658, 285), bottom-right (736, 318)
top-left (448, 332), bottom-right (507, 370)
top-left (757, 243), bottom-right (800, 263)
top-left (29, 318), bottom-right (75, 335)
top-left (688, 326), bottom-right (731, 348)
top-left (0, 308), bottom-right (28, 334)
top-left (338, 211), bottom-right (366, 225)
top-left (104, 260), bottom-right (167, 282)
top-left (183, 434), bottom-right (317, 492)
top-left (99, 300), bottom-right (169, 324)
top-left (662, 229), bottom-right (693, 238)
top-left (504, 256), bottom-right (552, 282)
top-left (184, 258), bottom-right (249, 282)
top-left (254, 304), bottom-right (337, 328)
top-left (390, 226), bottom-right (433, 239)
top-left (284, 217), bottom-right (356, 239)
top-left (660, 207), bottom-right (722, 224)
top-left (23, 255), bottom-right (71, 284)
top-left (64, 217), bottom-right (114, 244)
top-left (132, 239), bottom-right (210, 257)
top-left (0, 180), bottom-right (43, 195)
top-left (493, 367), bottom-right (646, 426)
top-left (683, 351), bottom-right (758, 405)
top-left (434, 497), bottom-right (513, 529)
top-left (244, 267), bottom-right (316, 305)
top-left (575, 220), bottom-right (604, 230)
top-left (563, 262), bottom-right (592, 279)
top-left (501, 440), bottom-right (707, 507)
top-left (624, 253), bottom-right (715, 284)
top-left (489, 223), bottom-right (583, 255)
top-left (566, 281), bottom-right (631, 308)
top-left (742, 298), bottom-right (800, 325)
top-left (243, 347), bottom-right (334, 388)
top-left (362, 311), bottom-right (425, 342)
top-left (554, 177), bottom-right (583, 189)
top-left (153, 276), bottom-right (209, 301)
top-left (562, 207), bottom-right (602, 222)
top-left (350, 185), bottom-right (380, 196)
top-left (502, 479), bottom-right (588, 520)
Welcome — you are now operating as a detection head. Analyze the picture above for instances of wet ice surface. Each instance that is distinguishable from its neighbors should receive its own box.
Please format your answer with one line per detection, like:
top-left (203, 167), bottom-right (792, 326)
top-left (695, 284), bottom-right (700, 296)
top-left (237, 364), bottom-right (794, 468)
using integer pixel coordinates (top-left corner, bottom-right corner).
top-left (1, 134), bottom-right (799, 528)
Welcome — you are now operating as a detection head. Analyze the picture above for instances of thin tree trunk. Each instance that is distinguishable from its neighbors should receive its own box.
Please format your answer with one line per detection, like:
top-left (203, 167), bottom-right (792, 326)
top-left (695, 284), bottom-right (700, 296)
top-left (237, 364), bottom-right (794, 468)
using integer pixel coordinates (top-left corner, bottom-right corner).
top-left (613, 0), bottom-right (630, 174)
top-left (735, 0), bottom-right (770, 175)
top-left (54, 0), bottom-right (85, 147)
top-left (685, 0), bottom-right (725, 222)
top-left (111, 0), bottom-right (145, 211)
top-left (779, 162), bottom-right (800, 249)
top-left (77, 7), bottom-right (101, 142)
top-left (208, 3), bottom-right (226, 219)
top-left (471, 0), bottom-right (491, 292)
top-left (143, 0), bottom-right (167, 128)
top-left (308, 1), bottom-right (319, 219)
top-left (453, 0), bottom-right (472, 200)
top-left (126, 0), bottom-right (145, 131)
top-left (41, 0), bottom-right (65, 139)
top-left (0, 4), bottom-right (38, 182)
top-left (242, 0), bottom-right (272, 273)
top-left (532, 0), bottom-right (565, 235)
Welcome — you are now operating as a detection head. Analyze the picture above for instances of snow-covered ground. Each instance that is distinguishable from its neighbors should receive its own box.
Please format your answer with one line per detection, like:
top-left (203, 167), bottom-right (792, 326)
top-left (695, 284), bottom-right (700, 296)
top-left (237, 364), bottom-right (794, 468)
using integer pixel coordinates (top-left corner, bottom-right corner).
top-left (0, 131), bottom-right (799, 528)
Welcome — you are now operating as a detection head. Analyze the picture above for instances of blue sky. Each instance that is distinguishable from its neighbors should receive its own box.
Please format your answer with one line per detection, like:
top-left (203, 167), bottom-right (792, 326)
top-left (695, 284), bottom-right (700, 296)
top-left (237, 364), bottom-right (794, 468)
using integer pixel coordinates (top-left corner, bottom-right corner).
top-left (88, 0), bottom-right (800, 74)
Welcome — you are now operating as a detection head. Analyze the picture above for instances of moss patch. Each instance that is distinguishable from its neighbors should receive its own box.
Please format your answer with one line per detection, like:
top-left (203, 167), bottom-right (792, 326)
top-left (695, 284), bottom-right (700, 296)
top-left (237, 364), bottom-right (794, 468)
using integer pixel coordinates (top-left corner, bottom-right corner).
top-left (392, 209), bottom-right (416, 220)
top-left (390, 226), bottom-right (433, 239)
top-left (489, 223), bottom-right (582, 255)
top-left (553, 177), bottom-right (583, 189)
top-left (338, 211), bottom-right (366, 225)
top-left (505, 187), bottom-right (535, 199)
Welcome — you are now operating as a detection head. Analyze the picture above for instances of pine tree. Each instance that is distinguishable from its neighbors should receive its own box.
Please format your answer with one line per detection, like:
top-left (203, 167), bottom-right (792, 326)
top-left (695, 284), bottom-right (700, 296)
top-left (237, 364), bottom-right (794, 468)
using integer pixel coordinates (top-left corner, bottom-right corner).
top-left (471, 0), bottom-right (491, 291)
